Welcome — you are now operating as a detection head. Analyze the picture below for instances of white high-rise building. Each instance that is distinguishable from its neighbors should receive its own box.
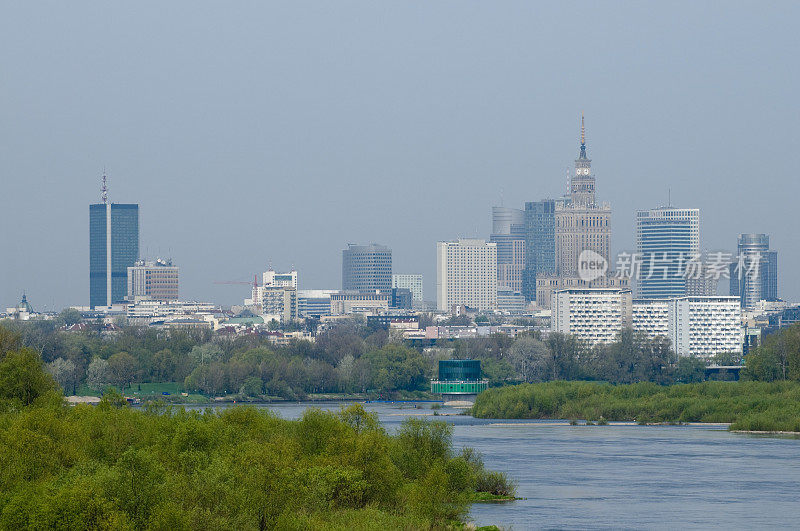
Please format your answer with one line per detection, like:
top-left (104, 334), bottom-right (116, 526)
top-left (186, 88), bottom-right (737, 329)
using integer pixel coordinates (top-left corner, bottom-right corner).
top-left (392, 274), bottom-right (424, 302)
top-left (632, 296), bottom-right (741, 358)
top-left (245, 268), bottom-right (298, 309)
top-left (667, 296), bottom-right (742, 358)
top-left (552, 288), bottom-right (632, 345)
top-left (631, 298), bottom-right (670, 340)
top-left (436, 239), bottom-right (497, 312)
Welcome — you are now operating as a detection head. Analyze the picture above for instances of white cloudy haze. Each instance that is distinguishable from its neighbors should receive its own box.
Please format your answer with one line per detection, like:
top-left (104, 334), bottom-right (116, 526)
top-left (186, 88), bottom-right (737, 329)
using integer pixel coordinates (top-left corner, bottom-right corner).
top-left (1, 1), bottom-right (798, 309)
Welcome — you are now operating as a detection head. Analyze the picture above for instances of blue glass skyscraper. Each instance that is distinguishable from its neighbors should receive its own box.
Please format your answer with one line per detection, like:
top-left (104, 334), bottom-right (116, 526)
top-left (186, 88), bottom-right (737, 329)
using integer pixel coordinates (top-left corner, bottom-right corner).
top-left (89, 182), bottom-right (138, 308)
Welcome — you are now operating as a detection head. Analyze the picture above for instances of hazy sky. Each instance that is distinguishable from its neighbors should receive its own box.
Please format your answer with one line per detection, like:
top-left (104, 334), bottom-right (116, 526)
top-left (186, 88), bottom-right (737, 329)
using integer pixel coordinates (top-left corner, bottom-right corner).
top-left (2, 1), bottom-right (798, 310)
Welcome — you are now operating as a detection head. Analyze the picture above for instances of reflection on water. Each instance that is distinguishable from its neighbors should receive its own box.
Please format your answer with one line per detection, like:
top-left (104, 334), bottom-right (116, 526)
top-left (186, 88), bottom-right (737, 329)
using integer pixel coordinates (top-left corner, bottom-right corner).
top-left (195, 401), bottom-right (800, 530)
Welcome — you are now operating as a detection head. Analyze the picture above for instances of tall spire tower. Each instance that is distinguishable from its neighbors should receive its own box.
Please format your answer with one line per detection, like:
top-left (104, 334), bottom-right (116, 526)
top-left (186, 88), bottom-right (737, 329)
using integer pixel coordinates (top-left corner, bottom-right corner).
top-left (571, 113), bottom-right (595, 207)
top-left (101, 171), bottom-right (108, 204)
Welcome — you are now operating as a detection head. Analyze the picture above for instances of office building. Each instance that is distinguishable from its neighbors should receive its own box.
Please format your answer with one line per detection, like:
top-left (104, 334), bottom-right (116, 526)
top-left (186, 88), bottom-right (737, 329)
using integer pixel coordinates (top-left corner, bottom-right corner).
top-left (297, 289), bottom-right (336, 318)
top-left (523, 199), bottom-right (557, 301)
top-left (490, 207), bottom-right (526, 293)
top-left (330, 291), bottom-right (390, 315)
top-left (685, 275), bottom-right (718, 297)
top-left (342, 244), bottom-right (392, 291)
top-left (246, 267), bottom-right (299, 311)
top-left (497, 287), bottom-right (526, 313)
top-left (392, 274), bottom-right (424, 302)
top-left (554, 117), bottom-right (612, 277)
top-left (390, 288), bottom-right (413, 309)
top-left (89, 176), bottom-right (139, 308)
top-left (127, 259), bottom-right (179, 302)
top-left (552, 288), bottom-right (632, 345)
top-left (635, 207), bottom-right (700, 298)
top-left (436, 239), bottom-right (498, 312)
top-left (730, 234), bottom-right (778, 309)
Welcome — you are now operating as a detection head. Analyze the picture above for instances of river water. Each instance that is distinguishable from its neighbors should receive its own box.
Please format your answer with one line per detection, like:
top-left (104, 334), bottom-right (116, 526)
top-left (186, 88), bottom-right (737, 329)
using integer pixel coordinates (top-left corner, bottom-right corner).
top-left (204, 401), bottom-right (800, 530)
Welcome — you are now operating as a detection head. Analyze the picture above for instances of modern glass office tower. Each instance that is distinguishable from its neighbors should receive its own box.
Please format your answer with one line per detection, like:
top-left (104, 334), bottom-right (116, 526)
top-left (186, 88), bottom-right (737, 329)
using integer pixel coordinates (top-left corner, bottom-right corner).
top-left (341, 243), bottom-right (392, 291)
top-left (522, 199), bottom-right (558, 301)
top-left (490, 207), bottom-right (526, 294)
top-left (635, 207), bottom-right (700, 298)
top-left (730, 233), bottom-right (778, 309)
top-left (90, 202), bottom-right (139, 308)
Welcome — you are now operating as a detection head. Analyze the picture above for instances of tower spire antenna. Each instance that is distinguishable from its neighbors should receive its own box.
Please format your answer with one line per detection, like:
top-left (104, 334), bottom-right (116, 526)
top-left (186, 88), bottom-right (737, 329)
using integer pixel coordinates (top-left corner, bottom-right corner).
top-left (580, 112), bottom-right (585, 146)
top-left (101, 169), bottom-right (108, 204)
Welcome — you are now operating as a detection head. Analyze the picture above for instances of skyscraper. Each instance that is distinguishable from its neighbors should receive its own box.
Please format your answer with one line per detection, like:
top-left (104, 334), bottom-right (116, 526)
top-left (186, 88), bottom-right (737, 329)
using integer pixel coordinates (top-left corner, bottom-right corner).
top-left (523, 199), bottom-right (561, 301)
top-left (730, 233), bottom-right (778, 309)
top-left (436, 239), bottom-right (497, 312)
top-left (89, 175), bottom-right (139, 308)
top-left (490, 207), bottom-right (525, 294)
top-left (635, 207), bottom-right (700, 298)
top-left (342, 243), bottom-right (392, 291)
top-left (554, 116), bottom-right (612, 276)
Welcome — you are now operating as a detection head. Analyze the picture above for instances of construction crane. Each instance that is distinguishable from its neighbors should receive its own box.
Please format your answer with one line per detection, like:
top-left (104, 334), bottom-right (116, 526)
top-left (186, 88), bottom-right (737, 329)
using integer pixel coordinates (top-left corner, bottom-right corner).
top-left (213, 275), bottom-right (259, 289)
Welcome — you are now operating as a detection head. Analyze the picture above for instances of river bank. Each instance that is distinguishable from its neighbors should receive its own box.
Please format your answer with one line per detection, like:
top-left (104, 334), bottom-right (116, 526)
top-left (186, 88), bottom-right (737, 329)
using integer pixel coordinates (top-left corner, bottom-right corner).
top-left (471, 380), bottom-right (800, 433)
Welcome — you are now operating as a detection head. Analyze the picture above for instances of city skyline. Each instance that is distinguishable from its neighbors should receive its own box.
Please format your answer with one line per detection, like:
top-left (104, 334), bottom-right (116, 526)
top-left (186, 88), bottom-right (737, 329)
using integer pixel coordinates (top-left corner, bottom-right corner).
top-left (2, 2), bottom-right (798, 310)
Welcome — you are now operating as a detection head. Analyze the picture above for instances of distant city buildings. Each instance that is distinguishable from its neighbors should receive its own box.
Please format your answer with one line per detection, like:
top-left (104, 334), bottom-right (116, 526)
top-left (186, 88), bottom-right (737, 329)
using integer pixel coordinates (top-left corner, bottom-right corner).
top-left (436, 239), bottom-right (497, 312)
top-left (127, 259), bottom-right (178, 302)
top-left (730, 234), bottom-right (778, 309)
top-left (523, 199), bottom-right (559, 301)
top-left (635, 207), bottom-right (700, 298)
top-left (392, 274), bottom-right (424, 302)
top-left (552, 288), bottom-right (632, 344)
top-left (553, 288), bottom-right (742, 357)
top-left (490, 207), bottom-right (526, 294)
top-left (632, 296), bottom-right (742, 357)
top-left (243, 267), bottom-right (299, 323)
top-left (89, 175), bottom-right (139, 308)
top-left (496, 287), bottom-right (526, 313)
top-left (330, 291), bottom-right (390, 315)
top-left (554, 119), bottom-right (612, 277)
top-left (536, 274), bottom-right (629, 310)
top-left (5, 293), bottom-right (37, 321)
top-left (297, 289), bottom-right (336, 319)
top-left (342, 244), bottom-right (392, 291)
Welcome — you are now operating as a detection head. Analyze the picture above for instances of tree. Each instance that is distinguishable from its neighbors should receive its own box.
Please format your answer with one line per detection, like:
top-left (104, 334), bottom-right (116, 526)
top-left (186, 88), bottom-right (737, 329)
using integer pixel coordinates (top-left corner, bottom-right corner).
top-left (46, 357), bottom-right (77, 394)
top-left (508, 336), bottom-right (550, 383)
top-left (87, 357), bottom-right (112, 391)
top-left (0, 326), bottom-right (22, 358)
top-left (57, 308), bottom-right (83, 328)
top-left (188, 343), bottom-right (224, 365)
top-left (675, 356), bottom-right (706, 383)
top-left (0, 348), bottom-right (58, 406)
top-left (108, 352), bottom-right (138, 392)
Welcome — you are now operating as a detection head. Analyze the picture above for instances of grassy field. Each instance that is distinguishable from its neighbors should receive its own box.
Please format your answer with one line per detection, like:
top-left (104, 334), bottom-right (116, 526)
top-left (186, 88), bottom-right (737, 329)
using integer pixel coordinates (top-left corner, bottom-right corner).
top-left (471, 380), bottom-right (800, 432)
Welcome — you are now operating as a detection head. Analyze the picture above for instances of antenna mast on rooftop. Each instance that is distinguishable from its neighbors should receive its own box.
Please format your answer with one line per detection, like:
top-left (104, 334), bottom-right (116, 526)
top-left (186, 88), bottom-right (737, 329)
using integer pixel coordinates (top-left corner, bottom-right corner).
top-left (101, 170), bottom-right (108, 204)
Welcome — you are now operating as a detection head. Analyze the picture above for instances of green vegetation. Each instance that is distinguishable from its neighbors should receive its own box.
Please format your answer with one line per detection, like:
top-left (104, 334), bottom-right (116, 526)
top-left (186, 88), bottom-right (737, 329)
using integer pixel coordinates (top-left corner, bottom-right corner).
top-left (742, 323), bottom-right (800, 382)
top-left (0, 320), bottom-right (435, 400)
top-left (472, 380), bottom-right (800, 432)
top-left (0, 338), bottom-right (515, 529)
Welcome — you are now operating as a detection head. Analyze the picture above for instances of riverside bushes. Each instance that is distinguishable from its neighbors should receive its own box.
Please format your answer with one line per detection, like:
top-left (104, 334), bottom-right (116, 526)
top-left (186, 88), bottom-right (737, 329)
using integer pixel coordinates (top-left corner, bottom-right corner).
top-left (0, 400), bottom-right (511, 529)
top-left (471, 380), bottom-right (800, 432)
top-left (0, 347), bottom-right (513, 529)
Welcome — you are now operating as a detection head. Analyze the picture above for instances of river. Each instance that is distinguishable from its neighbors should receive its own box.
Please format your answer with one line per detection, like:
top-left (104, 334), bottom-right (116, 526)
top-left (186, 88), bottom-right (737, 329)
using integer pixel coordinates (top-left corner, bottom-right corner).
top-left (199, 401), bottom-right (800, 529)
